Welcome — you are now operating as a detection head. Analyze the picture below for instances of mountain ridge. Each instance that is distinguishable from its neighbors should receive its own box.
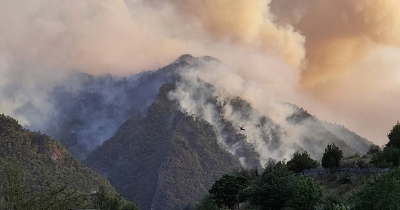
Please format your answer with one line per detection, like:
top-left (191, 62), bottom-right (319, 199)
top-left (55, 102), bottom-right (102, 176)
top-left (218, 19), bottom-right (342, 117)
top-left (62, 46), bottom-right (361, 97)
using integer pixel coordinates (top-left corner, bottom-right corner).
top-left (0, 113), bottom-right (115, 194)
top-left (7, 54), bottom-right (374, 209)
top-left (86, 83), bottom-right (244, 209)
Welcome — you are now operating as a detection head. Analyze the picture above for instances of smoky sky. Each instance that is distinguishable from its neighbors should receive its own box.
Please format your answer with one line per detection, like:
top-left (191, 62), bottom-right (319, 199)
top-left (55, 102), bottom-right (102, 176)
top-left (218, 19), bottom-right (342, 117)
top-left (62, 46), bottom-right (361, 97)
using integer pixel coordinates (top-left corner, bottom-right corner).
top-left (0, 0), bottom-right (399, 145)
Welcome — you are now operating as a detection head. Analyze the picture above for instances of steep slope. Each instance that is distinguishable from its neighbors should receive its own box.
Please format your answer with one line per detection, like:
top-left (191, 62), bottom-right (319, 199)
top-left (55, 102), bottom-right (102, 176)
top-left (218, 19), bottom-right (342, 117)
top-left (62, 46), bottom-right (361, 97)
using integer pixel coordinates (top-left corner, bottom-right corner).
top-left (321, 121), bottom-right (372, 154)
top-left (0, 113), bottom-right (114, 194)
top-left (286, 106), bottom-right (360, 158)
top-left (86, 83), bottom-right (251, 210)
top-left (8, 54), bottom-right (373, 209)
top-left (85, 77), bottom-right (370, 210)
top-left (15, 54), bottom-right (371, 163)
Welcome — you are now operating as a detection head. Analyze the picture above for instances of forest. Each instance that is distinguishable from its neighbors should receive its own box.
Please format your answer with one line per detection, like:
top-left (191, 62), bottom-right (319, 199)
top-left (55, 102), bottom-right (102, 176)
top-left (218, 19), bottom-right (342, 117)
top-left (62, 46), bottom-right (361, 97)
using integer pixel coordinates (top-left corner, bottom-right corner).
top-left (0, 114), bottom-right (139, 210)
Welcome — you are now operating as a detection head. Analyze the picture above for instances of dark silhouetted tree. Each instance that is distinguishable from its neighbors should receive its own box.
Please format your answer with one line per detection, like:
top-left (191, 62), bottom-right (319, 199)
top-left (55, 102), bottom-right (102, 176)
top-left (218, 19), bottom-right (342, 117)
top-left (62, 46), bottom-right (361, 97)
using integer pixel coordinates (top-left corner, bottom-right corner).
top-left (247, 161), bottom-right (295, 210)
top-left (371, 146), bottom-right (400, 167)
top-left (322, 144), bottom-right (343, 169)
top-left (386, 121), bottom-right (400, 148)
top-left (287, 151), bottom-right (318, 173)
top-left (367, 144), bottom-right (381, 154)
top-left (194, 195), bottom-right (226, 210)
top-left (209, 174), bottom-right (248, 209)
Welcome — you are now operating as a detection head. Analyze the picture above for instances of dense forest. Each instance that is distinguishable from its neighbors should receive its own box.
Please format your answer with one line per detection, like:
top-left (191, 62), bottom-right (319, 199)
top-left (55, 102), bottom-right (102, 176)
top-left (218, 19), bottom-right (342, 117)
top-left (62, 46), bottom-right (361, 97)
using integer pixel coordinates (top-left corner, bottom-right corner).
top-left (0, 114), bottom-right (140, 209)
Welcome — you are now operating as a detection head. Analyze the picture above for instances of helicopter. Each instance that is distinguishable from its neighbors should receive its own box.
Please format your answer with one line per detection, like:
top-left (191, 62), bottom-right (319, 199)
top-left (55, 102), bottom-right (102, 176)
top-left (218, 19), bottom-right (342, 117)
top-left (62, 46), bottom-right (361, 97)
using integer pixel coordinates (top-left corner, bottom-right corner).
top-left (238, 125), bottom-right (245, 131)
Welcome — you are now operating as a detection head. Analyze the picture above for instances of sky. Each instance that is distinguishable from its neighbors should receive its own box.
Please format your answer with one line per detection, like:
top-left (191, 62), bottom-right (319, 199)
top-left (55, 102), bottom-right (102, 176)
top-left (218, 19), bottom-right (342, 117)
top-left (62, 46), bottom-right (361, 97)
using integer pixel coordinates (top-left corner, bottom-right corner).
top-left (0, 0), bottom-right (399, 146)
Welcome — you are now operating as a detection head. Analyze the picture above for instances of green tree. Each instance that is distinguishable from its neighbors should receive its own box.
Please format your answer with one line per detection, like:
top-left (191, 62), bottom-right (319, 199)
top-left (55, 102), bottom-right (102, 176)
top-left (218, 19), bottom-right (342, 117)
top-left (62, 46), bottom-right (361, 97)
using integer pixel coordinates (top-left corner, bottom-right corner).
top-left (0, 164), bottom-right (30, 210)
top-left (370, 147), bottom-right (400, 167)
top-left (91, 186), bottom-right (139, 210)
top-left (287, 151), bottom-right (318, 173)
top-left (209, 174), bottom-right (248, 209)
top-left (0, 165), bottom-right (87, 210)
top-left (287, 175), bottom-right (323, 210)
top-left (321, 144), bottom-right (343, 169)
top-left (367, 144), bottom-right (381, 154)
top-left (194, 195), bottom-right (227, 210)
top-left (350, 169), bottom-right (400, 210)
top-left (247, 161), bottom-right (295, 210)
top-left (386, 122), bottom-right (400, 148)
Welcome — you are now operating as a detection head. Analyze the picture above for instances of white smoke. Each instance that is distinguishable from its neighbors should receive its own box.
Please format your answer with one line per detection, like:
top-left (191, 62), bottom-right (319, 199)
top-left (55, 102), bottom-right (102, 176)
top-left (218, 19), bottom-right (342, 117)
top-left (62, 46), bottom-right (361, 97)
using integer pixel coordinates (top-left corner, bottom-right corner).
top-left (169, 59), bottom-right (302, 166)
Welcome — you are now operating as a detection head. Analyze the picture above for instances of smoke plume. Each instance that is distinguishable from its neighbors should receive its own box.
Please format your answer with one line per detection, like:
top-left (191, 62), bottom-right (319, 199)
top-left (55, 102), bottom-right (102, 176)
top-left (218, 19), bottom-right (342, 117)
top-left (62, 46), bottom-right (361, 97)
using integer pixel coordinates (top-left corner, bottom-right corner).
top-left (0, 0), bottom-right (399, 148)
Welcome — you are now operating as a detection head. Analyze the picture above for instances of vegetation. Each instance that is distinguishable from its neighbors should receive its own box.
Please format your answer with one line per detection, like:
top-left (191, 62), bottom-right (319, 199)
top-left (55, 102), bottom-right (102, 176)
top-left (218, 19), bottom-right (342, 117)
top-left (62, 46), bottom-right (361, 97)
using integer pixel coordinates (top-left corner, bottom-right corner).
top-left (206, 161), bottom-right (323, 210)
top-left (196, 121), bottom-right (400, 210)
top-left (351, 169), bottom-right (400, 210)
top-left (0, 163), bottom-right (139, 210)
top-left (386, 121), bottom-right (400, 148)
top-left (370, 146), bottom-right (400, 167)
top-left (367, 144), bottom-right (381, 154)
top-left (247, 161), bottom-right (296, 210)
top-left (86, 83), bottom-right (246, 210)
top-left (369, 122), bottom-right (400, 168)
top-left (0, 114), bottom-right (139, 209)
top-left (287, 151), bottom-right (318, 173)
top-left (322, 144), bottom-right (344, 169)
top-left (287, 175), bottom-right (323, 210)
top-left (209, 174), bottom-right (248, 209)
top-left (194, 195), bottom-right (226, 210)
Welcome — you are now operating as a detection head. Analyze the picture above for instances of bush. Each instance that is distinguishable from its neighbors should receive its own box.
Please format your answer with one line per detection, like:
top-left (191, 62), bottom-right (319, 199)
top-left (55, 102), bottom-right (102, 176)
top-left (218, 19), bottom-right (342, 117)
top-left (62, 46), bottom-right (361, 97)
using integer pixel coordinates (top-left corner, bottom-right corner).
top-left (324, 195), bottom-right (349, 210)
top-left (356, 159), bottom-right (369, 168)
top-left (338, 173), bottom-right (352, 185)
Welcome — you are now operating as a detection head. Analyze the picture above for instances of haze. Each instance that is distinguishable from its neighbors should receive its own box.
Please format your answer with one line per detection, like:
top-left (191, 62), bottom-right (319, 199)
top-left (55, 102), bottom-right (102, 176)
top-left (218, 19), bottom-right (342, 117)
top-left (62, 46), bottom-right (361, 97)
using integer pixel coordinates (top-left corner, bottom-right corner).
top-left (0, 0), bottom-right (399, 146)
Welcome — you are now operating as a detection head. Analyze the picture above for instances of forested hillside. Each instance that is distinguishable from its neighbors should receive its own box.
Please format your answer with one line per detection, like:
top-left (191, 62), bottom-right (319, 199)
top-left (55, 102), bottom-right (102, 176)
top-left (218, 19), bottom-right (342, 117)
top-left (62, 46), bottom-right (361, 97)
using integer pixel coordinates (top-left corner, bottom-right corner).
top-left (86, 83), bottom-right (254, 210)
top-left (0, 114), bottom-right (139, 209)
top-left (6, 55), bottom-right (374, 210)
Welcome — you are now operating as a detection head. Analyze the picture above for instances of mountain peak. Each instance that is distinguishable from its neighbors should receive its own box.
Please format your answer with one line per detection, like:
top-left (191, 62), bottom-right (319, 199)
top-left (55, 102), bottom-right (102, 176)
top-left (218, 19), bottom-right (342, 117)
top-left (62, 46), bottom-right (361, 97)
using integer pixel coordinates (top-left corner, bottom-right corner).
top-left (175, 54), bottom-right (197, 64)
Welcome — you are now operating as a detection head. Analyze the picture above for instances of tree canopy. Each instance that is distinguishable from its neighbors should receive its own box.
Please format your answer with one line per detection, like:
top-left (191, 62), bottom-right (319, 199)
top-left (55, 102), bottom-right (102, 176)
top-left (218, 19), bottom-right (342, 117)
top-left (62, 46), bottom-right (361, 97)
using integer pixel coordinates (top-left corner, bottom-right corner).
top-left (287, 151), bottom-right (318, 173)
top-left (287, 175), bottom-right (323, 210)
top-left (322, 144), bottom-right (343, 169)
top-left (351, 169), bottom-right (400, 210)
top-left (209, 174), bottom-right (248, 209)
top-left (247, 161), bottom-right (294, 210)
top-left (386, 121), bottom-right (400, 148)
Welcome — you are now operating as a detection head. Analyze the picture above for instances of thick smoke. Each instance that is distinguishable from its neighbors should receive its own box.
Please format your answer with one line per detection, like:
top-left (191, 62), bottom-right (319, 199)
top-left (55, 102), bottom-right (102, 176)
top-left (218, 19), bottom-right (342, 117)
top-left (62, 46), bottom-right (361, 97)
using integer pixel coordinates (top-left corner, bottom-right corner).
top-left (169, 60), bottom-right (299, 166)
top-left (270, 0), bottom-right (400, 87)
top-left (168, 58), bottom-right (363, 166)
top-left (0, 0), bottom-right (399, 148)
top-left (269, 0), bottom-right (400, 145)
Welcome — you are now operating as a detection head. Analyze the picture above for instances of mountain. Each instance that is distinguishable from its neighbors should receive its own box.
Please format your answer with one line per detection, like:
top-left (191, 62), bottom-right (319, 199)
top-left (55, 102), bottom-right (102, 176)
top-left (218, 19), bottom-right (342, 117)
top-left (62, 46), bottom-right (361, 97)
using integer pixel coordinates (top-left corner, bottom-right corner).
top-left (0, 113), bottom-right (114, 194)
top-left (285, 106), bottom-right (371, 159)
top-left (85, 83), bottom-right (259, 210)
top-left (84, 78), bottom-right (371, 209)
top-left (11, 54), bottom-right (373, 209)
top-left (321, 121), bottom-right (372, 154)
